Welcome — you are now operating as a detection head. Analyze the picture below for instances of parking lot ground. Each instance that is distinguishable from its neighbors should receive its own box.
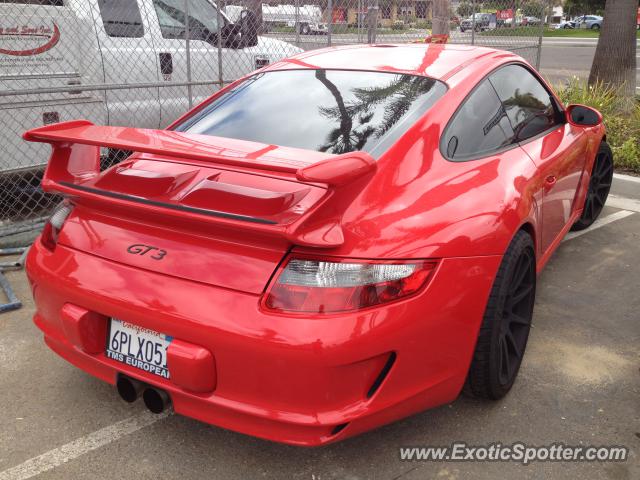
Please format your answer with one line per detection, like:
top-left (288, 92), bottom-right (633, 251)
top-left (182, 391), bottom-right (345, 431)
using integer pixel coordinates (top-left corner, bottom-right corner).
top-left (0, 175), bottom-right (639, 480)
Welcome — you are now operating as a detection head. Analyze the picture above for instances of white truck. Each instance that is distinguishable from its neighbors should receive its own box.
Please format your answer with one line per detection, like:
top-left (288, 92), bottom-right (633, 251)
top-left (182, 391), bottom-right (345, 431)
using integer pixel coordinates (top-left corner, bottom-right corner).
top-left (0, 0), bottom-right (301, 177)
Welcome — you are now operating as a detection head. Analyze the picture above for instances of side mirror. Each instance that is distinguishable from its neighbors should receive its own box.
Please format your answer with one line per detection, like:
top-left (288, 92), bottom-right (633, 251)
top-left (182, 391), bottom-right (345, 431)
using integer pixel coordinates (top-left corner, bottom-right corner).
top-left (566, 104), bottom-right (602, 126)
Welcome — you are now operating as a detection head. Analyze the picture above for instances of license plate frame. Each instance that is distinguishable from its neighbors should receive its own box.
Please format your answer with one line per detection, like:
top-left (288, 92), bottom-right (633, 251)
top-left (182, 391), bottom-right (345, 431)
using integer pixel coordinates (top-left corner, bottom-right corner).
top-left (105, 318), bottom-right (172, 379)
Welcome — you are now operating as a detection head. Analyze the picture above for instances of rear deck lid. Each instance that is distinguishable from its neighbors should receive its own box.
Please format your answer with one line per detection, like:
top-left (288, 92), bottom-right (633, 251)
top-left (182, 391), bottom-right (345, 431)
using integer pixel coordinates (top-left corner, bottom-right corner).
top-left (57, 154), bottom-right (328, 295)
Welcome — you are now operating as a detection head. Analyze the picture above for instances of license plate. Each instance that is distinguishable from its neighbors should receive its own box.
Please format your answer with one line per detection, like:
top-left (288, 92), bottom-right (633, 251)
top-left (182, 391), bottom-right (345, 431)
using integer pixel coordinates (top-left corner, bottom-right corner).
top-left (106, 319), bottom-right (172, 379)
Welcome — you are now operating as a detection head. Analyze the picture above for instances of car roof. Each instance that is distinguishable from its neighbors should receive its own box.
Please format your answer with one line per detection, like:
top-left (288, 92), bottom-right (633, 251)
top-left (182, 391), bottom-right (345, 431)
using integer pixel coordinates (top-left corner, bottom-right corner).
top-left (264, 44), bottom-right (520, 82)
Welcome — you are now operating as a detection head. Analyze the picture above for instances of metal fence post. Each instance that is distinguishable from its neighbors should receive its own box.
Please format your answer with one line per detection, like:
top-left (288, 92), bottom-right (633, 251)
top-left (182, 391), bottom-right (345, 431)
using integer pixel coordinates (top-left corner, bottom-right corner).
top-left (471, 0), bottom-right (476, 45)
top-left (327, 0), bottom-right (333, 46)
top-left (357, 0), bottom-right (362, 43)
top-left (366, 0), bottom-right (378, 44)
top-left (535, 3), bottom-right (545, 69)
top-left (295, 0), bottom-right (300, 47)
top-left (185, 0), bottom-right (193, 108)
top-left (216, 0), bottom-right (223, 89)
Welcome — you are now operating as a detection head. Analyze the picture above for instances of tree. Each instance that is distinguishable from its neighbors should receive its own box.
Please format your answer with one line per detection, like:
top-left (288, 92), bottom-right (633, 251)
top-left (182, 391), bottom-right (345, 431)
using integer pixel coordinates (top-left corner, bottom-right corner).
top-left (564, 0), bottom-right (605, 16)
top-left (522, 0), bottom-right (544, 17)
top-left (588, 0), bottom-right (638, 108)
top-left (432, 0), bottom-right (450, 35)
top-left (457, 2), bottom-right (473, 18)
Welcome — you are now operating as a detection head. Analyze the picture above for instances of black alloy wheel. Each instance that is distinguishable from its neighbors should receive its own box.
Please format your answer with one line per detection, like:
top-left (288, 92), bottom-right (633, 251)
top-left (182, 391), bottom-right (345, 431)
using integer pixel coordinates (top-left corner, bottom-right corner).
top-left (497, 246), bottom-right (536, 386)
top-left (465, 230), bottom-right (536, 399)
top-left (571, 141), bottom-right (613, 231)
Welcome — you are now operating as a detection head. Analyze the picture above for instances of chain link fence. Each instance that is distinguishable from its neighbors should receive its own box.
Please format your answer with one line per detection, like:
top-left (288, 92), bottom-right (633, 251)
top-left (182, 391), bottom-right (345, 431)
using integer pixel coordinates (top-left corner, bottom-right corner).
top-left (0, 0), bottom-right (546, 239)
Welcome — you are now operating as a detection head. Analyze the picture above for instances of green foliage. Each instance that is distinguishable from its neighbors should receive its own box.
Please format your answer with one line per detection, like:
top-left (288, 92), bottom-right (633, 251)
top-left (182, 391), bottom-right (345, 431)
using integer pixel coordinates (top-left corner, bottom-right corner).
top-left (480, 26), bottom-right (540, 36)
top-left (613, 139), bottom-right (640, 172)
top-left (564, 0), bottom-right (605, 16)
top-left (542, 28), bottom-right (599, 37)
top-left (521, 1), bottom-right (544, 17)
top-left (457, 2), bottom-right (473, 18)
top-left (556, 77), bottom-right (619, 116)
top-left (414, 20), bottom-right (432, 29)
top-left (555, 78), bottom-right (640, 173)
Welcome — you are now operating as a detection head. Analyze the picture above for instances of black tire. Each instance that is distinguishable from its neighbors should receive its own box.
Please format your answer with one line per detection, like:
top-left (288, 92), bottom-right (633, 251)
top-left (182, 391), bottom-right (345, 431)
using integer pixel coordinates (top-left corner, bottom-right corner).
top-left (465, 230), bottom-right (536, 400)
top-left (591, 23), bottom-right (600, 30)
top-left (571, 141), bottom-right (613, 231)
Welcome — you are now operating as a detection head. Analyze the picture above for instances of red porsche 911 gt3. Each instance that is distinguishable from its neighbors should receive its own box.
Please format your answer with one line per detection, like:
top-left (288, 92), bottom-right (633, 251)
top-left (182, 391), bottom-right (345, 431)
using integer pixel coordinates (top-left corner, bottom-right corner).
top-left (24, 44), bottom-right (612, 446)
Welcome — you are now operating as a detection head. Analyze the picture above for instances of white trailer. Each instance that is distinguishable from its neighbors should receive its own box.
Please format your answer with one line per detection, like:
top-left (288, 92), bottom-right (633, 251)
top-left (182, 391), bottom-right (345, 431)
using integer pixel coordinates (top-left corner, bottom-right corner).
top-left (261, 4), bottom-right (327, 34)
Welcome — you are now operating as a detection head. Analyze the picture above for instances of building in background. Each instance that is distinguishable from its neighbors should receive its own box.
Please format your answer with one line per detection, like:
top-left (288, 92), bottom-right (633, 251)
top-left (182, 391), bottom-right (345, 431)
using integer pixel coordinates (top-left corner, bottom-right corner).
top-left (261, 0), bottom-right (434, 27)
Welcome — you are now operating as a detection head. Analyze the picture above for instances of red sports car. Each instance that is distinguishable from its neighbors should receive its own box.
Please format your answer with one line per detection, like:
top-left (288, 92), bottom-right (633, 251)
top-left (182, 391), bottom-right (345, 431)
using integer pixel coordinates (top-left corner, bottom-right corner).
top-left (24, 44), bottom-right (612, 446)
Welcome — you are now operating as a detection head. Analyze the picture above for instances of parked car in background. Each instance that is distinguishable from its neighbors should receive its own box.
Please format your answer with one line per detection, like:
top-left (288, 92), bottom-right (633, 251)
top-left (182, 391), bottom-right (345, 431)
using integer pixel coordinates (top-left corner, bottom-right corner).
top-left (555, 19), bottom-right (576, 29)
top-left (498, 16), bottom-right (525, 28)
top-left (460, 13), bottom-right (493, 32)
top-left (522, 16), bottom-right (541, 26)
top-left (578, 15), bottom-right (603, 29)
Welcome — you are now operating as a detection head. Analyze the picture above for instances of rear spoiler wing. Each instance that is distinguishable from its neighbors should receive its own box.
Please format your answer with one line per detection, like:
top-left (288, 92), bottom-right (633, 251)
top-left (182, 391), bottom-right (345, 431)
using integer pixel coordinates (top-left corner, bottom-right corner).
top-left (24, 120), bottom-right (377, 247)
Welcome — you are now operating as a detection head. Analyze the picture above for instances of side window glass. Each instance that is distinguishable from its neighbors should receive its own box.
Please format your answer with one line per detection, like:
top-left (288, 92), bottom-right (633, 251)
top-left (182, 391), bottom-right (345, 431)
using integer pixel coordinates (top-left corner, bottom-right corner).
top-left (98, 0), bottom-right (145, 38)
top-left (152, 0), bottom-right (221, 42)
top-left (443, 80), bottom-right (515, 160)
top-left (489, 65), bottom-right (560, 142)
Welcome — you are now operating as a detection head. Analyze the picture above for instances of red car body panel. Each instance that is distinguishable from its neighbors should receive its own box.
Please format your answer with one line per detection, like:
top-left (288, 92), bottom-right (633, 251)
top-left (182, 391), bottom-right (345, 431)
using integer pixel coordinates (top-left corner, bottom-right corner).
top-left (24, 44), bottom-right (605, 446)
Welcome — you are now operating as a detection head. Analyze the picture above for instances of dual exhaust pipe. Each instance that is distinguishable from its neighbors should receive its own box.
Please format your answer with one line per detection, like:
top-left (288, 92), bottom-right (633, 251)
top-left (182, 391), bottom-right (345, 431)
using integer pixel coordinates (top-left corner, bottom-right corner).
top-left (116, 375), bottom-right (170, 414)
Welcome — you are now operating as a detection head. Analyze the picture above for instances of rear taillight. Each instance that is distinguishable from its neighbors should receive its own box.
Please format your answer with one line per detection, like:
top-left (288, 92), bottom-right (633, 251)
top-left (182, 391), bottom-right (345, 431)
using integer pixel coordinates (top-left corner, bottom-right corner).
top-left (264, 257), bottom-right (437, 314)
top-left (41, 201), bottom-right (73, 251)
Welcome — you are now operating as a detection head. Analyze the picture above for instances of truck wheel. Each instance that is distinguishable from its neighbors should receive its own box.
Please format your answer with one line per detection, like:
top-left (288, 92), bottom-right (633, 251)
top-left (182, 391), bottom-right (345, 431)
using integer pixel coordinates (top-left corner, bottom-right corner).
top-left (300, 24), bottom-right (310, 34)
top-left (571, 141), bottom-right (613, 231)
top-left (464, 230), bottom-right (536, 400)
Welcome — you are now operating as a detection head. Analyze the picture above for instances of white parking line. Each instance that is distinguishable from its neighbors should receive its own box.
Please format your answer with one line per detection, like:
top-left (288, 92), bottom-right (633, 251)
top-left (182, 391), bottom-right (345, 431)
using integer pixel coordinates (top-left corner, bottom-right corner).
top-left (0, 411), bottom-right (170, 480)
top-left (606, 194), bottom-right (640, 213)
top-left (563, 210), bottom-right (634, 242)
top-left (613, 173), bottom-right (640, 184)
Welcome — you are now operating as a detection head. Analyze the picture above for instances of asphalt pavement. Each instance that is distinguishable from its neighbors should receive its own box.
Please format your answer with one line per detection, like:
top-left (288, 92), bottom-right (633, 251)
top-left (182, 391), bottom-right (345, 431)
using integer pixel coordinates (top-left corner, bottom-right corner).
top-left (0, 173), bottom-right (638, 479)
top-left (539, 37), bottom-right (640, 92)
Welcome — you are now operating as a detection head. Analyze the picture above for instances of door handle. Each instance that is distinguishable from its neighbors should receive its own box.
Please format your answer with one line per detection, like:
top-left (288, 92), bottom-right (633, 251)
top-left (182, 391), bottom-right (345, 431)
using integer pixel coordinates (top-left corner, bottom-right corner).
top-left (545, 175), bottom-right (557, 187)
top-left (159, 52), bottom-right (173, 76)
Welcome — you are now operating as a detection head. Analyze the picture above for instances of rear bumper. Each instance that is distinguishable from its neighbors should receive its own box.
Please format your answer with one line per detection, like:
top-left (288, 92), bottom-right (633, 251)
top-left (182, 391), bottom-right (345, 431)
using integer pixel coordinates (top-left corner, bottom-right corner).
top-left (26, 239), bottom-right (501, 446)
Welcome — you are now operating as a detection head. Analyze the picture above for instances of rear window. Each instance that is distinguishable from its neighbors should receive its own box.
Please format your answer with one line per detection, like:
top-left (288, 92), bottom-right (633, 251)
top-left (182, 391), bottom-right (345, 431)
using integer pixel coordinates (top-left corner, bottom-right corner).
top-left (175, 69), bottom-right (446, 157)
